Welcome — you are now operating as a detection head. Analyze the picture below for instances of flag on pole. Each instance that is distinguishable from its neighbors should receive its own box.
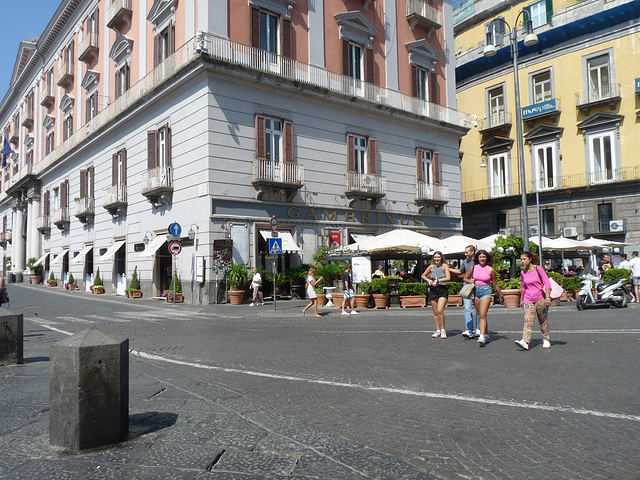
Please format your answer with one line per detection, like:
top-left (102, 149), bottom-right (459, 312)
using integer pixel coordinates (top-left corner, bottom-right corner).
top-left (2, 138), bottom-right (13, 168)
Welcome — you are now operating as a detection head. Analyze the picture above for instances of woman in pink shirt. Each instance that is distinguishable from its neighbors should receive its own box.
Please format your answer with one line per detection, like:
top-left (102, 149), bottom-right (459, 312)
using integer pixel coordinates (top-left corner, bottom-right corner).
top-left (463, 250), bottom-right (503, 346)
top-left (516, 251), bottom-right (551, 350)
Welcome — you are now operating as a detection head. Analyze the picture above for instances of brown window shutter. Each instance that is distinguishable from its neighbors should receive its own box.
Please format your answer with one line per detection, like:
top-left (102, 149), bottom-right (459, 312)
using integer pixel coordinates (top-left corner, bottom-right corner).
top-left (44, 191), bottom-right (50, 216)
top-left (342, 40), bottom-right (350, 76)
top-left (284, 120), bottom-right (293, 163)
top-left (429, 72), bottom-right (437, 104)
top-left (255, 115), bottom-right (266, 160)
top-left (95, 8), bottom-right (99, 35)
top-left (65, 180), bottom-right (70, 208)
top-left (2, 216), bottom-right (5, 234)
top-left (251, 7), bottom-right (260, 49)
top-left (112, 153), bottom-right (118, 186)
top-left (80, 169), bottom-right (87, 197)
top-left (121, 149), bottom-right (128, 185)
top-left (367, 137), bottom-right (377, 174)
top-left (411, 65), bottom-right (418, 98)
top-left (85, 96), bottom-right (91, 123)
top-left (169, 22), bottom-right (175, 55)
top-left (416, 149), bottom-right (424, 182)
top-left (164, 125), bottom-right (171, 167)
top-left (89, 166), bottom-right (95, 198)
top-left (125, 64), bottom-right (130, 91)
top-left (347, 133), bottom-right (356, 172)
top-left (153, 34), bottom-right (160, 67)
top-left (115, 70), bottom-right (121, 99)
top-left (433, 151), bottom-right (441, 185)
top-left (147, 131), bottom-right (157, 169)
top-left (365, 47), bottom-right (374, 84)
top-left (282, 18), bottom-right (292, 58)
top-left (60, 182), bottom-right (66, 208)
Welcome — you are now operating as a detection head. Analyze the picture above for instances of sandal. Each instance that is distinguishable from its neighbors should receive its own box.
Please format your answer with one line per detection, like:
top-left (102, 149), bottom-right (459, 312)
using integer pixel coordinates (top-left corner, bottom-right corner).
top-left (432, 330), bottom-right (441, 338)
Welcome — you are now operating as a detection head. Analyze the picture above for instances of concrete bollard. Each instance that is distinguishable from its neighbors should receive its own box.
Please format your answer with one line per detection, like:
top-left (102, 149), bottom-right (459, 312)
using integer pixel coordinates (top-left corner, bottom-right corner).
top-left (50, 329), bottom-right (129, 450)
top-left (0, 309), bottom-right (23, 366)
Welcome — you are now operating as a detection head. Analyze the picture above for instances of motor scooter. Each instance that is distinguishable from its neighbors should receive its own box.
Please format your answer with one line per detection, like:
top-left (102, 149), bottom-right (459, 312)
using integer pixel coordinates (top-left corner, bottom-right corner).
top-left (576, 273), bottom-right (628, 310)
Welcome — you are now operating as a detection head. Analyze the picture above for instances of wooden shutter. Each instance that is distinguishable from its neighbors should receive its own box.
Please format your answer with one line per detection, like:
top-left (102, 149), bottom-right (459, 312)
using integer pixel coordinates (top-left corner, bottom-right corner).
top-left (163, 125), bottom-right (171, 167)
top-left (147, 131), bottom-right (157, 169)
top-left (523, 6), bottom-right (531, 26)
top-left (365, 47), bottom-right (374, 84)
top-left (44, 191), bottom-right (50, 216)
top-left (124, 64), bottom-right (130, 91)
top-left (60, 182), bottom-right (67, 208)
top-left (411, 65), bottom-right (418, 98)
top-left (153, 34), bottom-right (160, 67)
top-left (3, 216), bottom-right (6, 234)
top-left (282, 18), bottom-right (292, 58)
top-left (346, 134), bottom-right (356, 172)
top-left (255, 115), bottom-right (266, 160)
top-left (545, 0), bottom-right (553, 23)
top-left (112, 153), bottom-right (118, 186)
top-left (80, 169), bottom-right (87, 197)
top-left (429, 72), bottom-right (437, 104)
top-left (433, 151), bottom-right (441, 185)
top-left (121, 149), bottom-right (128, 185)
top-left (416, 149), bottom-right (424, 182)
top-left (115, 69), bottom-right (121, 99)
top-left (169, 22), bottom-right (175, 55)
top-left (342, 40), bottom-right (350, 76)
top-left (283, 120), bottom-right (293, 163)
top-left (251, 7), bottom-right (260, 49)
top-left (366, 137), bottom-right (377, 174)
top-left (89, 166), bottom-right (94, 198)
top-left (86, 96), bottom-right (91, 123)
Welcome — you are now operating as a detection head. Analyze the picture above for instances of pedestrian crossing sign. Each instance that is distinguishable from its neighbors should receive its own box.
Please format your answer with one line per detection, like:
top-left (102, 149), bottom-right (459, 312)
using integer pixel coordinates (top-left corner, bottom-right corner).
top-left (268, 237), bottom-right (283, 255)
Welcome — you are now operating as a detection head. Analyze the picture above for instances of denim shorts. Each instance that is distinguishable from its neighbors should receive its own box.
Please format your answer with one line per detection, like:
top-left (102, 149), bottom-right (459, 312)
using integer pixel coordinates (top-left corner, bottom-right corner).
top-left (475, 285), bottom-right (492, 299)
top-left (343, 289), bottom-right (354, 298)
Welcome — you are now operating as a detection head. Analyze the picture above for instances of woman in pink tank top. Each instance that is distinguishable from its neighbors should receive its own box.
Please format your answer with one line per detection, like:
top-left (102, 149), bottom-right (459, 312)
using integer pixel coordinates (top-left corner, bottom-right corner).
top-left (462, 250), bottom-right (503, 346)
top-left (515, 251), bottom-right (552, 350)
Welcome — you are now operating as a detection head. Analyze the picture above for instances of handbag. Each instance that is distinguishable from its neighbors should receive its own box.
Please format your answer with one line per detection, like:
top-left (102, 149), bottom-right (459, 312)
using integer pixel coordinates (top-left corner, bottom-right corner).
top-left (0, 289), bottom-right (8, 304)
top-left (460, 282), bottom-right (475, 299)
top-left (535, 266), bottom-right (563, 300)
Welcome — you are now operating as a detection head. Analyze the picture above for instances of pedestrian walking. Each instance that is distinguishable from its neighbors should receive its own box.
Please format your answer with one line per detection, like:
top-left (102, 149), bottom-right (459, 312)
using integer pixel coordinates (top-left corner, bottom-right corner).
top-left (515, 251), bottom-right (551, 350)
top-left (463, 250), bottom-right (503, 346)
top-left (629, 251), bottom-right (640, 303)
top-left (341, 264), bottom-right (359, 315)
top-left (451, 245), bottom-right (480, 338)
top-left (250, 267), bottom-right (264, 306)
top-left (618, 254), bottom-right (635, 302)
top-left (302, 267), bottom-right (324, 317)
top-left (421, 251), bottom-right (450, 338)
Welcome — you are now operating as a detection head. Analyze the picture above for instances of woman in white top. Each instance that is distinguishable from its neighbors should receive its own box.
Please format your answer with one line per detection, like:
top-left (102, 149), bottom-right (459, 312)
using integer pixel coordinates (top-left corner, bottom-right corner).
top-left (302, 267), bottom-right (324, 317)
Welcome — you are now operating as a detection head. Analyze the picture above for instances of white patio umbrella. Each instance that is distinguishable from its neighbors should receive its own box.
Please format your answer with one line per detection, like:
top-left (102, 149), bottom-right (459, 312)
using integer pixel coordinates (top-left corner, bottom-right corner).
top-left (437, 235), bottom-right (481, 255)
top-left (580, 237), bottom-right (629, 249)
top-left (345, 229), bottom-right (442, 254)
top-left (545, 237), bottom-right (587, 251)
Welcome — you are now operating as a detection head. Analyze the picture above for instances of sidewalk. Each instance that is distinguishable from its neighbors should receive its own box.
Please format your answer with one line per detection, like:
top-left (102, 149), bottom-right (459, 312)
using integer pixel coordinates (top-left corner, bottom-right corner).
top-left (0, 300), bottom-right (435, 480)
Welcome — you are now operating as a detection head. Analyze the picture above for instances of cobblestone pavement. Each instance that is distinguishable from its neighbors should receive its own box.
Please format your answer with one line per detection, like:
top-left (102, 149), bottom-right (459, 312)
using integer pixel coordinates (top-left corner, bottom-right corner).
top-left (2, 284), bottom-right (639, 479)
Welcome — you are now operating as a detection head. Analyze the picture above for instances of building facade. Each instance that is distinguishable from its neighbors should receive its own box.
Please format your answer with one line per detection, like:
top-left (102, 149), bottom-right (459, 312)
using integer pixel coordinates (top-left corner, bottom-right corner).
top-left (455, 0), bottom-right (640, 248)
top-left (0, 0), bottom-right (467, 303)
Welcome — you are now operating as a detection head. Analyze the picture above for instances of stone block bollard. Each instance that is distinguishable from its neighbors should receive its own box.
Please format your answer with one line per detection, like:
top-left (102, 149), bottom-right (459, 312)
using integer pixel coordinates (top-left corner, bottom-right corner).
top-left (0, 309), bottom-right (23, 366)
top-left (50, 329), bottom-right (129, 450)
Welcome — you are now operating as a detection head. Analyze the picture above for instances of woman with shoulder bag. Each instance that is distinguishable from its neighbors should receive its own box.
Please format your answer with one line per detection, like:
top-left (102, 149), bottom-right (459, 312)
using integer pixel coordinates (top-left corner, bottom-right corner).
top-left (302, 267), bottom-right (324, 318)
top-left (422, 251), bottom-right (451, 339)
top-left (515, 251), bottom-right (551, 350)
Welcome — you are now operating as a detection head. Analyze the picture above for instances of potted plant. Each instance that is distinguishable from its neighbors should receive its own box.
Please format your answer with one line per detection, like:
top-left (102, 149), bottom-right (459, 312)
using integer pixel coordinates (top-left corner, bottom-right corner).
top-left (562, 276), bottom-right (581, 300)
top-left (315, 280), bottom-right (327, 306)
top-left (446, 281), bottom-right (462, 307)
top-left (127, 266), bottom-right (142, 298)
top-left (67, 273), bottom-right (78, 290)
top-left (164, 271), bottom-right (183, 303)
top-left (26, 257), bottom-right (43, 285)
top-left (498, 277), bottom-right (521, 308)
top-left (398, 282), bottom-right (427, 308)
top-left (226, 261), bottom-right (248, 305)
top-left (371, 277), bottom-right (389, 309)
top-left (268, 271), bottom-right (289, 297)
top-left (286, 267), bottom-right (307, 300)
top-left (355, 280), bottom-right (371, 309)
top-left (92, 268), bottom-right (104, 294)
top-left (47, 271), bottom-right (57, 287)
top-left (317, 263), bottom-right (344, 307)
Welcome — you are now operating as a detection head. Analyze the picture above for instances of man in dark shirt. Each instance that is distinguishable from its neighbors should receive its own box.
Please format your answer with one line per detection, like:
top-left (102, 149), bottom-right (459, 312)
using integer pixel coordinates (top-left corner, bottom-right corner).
top-left (452, 245), bottom-right (479, 338)
top-left (597, 254), bottom-right (613, 280)
top-left (341, 264), bottom-right (359, 315)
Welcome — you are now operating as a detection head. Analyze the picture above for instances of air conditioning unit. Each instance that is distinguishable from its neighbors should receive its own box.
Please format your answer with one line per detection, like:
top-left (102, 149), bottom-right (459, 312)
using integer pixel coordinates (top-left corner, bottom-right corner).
top-left (609, 220), bottom-right (624, 232)
top-left (564, 227), bottom-right (578, 238)
top-left (530, 226), bottom-right (539, 236)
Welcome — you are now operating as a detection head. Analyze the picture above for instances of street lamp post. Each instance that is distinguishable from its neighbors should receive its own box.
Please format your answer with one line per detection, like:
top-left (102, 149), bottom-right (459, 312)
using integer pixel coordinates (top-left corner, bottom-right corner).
top-left (483, 12), bottom-right (538, 251)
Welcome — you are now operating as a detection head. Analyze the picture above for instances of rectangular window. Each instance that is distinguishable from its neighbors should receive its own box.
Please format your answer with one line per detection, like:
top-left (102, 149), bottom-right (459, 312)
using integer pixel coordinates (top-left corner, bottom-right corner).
top-left (147, 124), bottom-right (171, 171)
top-left (588, 55), bottom-right (610, 101)
top-left (112, 149), bottom-right (127, 186)
top-left (486, 18), bottom-right (505, 47)
top-left (115, 64), bottom-right (130, 99)
top-left (349, 43), bottom-right (363, 81)
top-left (598, 203), bottom-right (613, 232)
top-left (488, 87), bottom-right (505, 126)
top-left (535, 142), bottom-right (556, 190)
top-left (421, 150), bottom-right (432, 184)
top-left (354, 135), bottom-right (367, 174)
top-left (416, 67), bottom-right (429, 101)
top-left (489, 153), bottom-right (508, 197)
top-left (62, 116), bottom-right (73, 142)
top-left (45, 132), bottom-right (55, 155)
top-left (260, 11), bottom-right (279, 54)
top-left (86, 92), bottom-right (98, 122)
top-left (264, 117), bottom-right (282, 162)
top-left (496, 212), bottom-right (507, 231)
top-left (154, 23), bottom-right (175, 67)
top-left (541, 209), bottom-right (555, 235)
top-left (589, 131), bottom-right (615, 183)
top-left (532, 71), bottom-right (552, 103)
top-left (530, 1), bottom-right (547, 28)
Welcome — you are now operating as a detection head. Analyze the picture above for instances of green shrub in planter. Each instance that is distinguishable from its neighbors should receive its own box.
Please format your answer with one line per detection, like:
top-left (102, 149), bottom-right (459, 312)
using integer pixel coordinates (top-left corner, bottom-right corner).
top-left (371, 277), bottom-right (389, 295)
top-left (68, 273), bottom-right (75, 284)
top-left (315, 280), bottom-right (325, 294)
top-left (603, 268), bottom-right (630, 283)
top-left (398, 282), bottom-right (427, 296)
top-left (358, 280), bottom-right (371, 294)
top-left (447, 281), bottom-right (462, 295)
top-left (227, 261), bottom-right (249, 291)
top-left (129, 266), bottom-right (141, 290)
top-left (498, 277), bottom-right (521, 290)
top-left (562, 276), bottom-right (581, 291)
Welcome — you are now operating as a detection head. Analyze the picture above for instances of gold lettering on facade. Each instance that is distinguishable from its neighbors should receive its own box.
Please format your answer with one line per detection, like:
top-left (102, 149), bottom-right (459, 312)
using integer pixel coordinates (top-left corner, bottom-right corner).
top-left (305, 208), bottom-right (319, 220)
top-left (413, 217), bottom-right (422, 226)
top-left (385, 214), bottom-right (394, 224)
top-left (400, 216), bottom-right (408, 225)
top-left (322, 209), bottom-right (337, 221)
top-left (361, 212), bottom-right (371, 224)
top-left (288, 207), bottom-right (300, 219)
top-left (344, 211), bottom-right (356, 222)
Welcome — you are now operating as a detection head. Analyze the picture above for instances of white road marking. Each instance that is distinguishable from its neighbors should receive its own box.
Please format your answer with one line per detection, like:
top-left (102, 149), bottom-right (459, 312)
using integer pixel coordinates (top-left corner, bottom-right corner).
top-left (24, 317), bottom-right (62, 325)
top-left (40, 325), bottom-right (74, 336)
top-left (86, 314), bottom-right (131, 323)
top-left (314, 329), bottom-right (640, 334)
top-left (57, 316), bottom-right (97, 324)
top-left (130, 349), bottom-right (640, 423)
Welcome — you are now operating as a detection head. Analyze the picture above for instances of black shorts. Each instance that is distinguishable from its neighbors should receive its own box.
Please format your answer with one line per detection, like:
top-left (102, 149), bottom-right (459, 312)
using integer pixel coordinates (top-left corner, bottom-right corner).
top-left (427, 284), bottom-right (449, 302)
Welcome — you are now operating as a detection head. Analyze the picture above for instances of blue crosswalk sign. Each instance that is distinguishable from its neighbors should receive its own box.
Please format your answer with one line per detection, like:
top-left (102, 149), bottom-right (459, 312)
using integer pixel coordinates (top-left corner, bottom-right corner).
top-left (268, 238), bottom-right (283, 255)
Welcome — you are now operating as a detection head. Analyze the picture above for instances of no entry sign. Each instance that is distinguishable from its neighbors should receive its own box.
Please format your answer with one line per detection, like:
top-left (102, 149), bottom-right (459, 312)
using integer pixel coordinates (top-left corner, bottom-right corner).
top-left (168, 241), bottom-right (182, 256)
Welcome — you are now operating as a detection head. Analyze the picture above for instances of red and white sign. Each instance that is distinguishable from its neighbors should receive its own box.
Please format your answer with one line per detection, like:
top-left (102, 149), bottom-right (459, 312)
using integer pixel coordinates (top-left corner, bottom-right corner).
top-left (329, 230), bottom-right (341, 248)
top-left (168, 241), bottom-right (182, 256)
top-left (270, 216), bottom-right (278, 232)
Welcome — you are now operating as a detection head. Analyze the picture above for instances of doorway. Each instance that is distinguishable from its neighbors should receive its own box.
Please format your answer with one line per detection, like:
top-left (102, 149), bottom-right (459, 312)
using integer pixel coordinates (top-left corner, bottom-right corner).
top-left (154, 243), bottom-right (171, 296)
top-left (115, 245), bottom-right (126, 295)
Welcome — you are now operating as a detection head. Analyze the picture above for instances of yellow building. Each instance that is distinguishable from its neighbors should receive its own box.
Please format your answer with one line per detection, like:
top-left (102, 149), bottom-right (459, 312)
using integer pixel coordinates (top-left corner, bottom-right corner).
top-left (454, 0), bottom-right (640, 249)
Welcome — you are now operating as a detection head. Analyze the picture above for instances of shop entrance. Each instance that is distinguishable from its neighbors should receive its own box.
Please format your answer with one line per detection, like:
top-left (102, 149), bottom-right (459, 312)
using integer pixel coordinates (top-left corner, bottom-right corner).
top-left (154, 244), bottom-right (172, 296)
top-left (114, 246), bottom-right (126, 295)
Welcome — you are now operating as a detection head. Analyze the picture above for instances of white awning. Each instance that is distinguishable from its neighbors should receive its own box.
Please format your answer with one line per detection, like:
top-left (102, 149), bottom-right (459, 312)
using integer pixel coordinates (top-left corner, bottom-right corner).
top-left (98, 240), bottom-right (126, 262)
top-left (259, 230), bottom-right (302, 253)
top-left (350, 233), bottom-right (374, 243)
top-left (137, 235), bottom-right (167, 259)
top-left (50, 249), bottom-right (69, 266)
top-left (33, 252), bottom-right (49, 267)
top-left (71, 245), bottom-right (94, 264)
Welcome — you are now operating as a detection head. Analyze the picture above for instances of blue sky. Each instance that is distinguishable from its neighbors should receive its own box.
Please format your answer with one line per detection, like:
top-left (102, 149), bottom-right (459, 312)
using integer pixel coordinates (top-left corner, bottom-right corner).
top-left (1, 1), bottom-right (61, 96)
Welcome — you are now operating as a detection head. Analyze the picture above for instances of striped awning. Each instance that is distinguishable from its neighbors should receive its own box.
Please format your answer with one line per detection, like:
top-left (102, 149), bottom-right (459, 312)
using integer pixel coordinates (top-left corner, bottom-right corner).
top-left (259, 230), bottom-right (302, 253)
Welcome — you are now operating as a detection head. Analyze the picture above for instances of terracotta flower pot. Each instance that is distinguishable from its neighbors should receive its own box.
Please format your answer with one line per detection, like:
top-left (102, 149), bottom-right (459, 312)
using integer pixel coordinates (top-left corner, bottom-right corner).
top-left (501, 289), bottom-right (521, 308)
top-left (447, 294), bottom-right (462, 307)
top-left (354, 294), bottom-right (370, 309)
top-left (92, 286), bottom-right (104, 294)
top-left (167, 293), bottom-right (183, 303)
top-left (400, 295), bottom-right (426, 308)
top-left (129, 290), bottom-right (142, 298)
top-left (372, 294), bottom-right (389, 309)
top-left (68, 284), bottom-right (78, 291)
top-left (30, 275), bottom-right (42, 285)
top-left (316, 293), bottom-right (327, 306)
top-left (228, 290), bottom-right (245, 305)
top-left (332, 293), bottom-right (344, 308)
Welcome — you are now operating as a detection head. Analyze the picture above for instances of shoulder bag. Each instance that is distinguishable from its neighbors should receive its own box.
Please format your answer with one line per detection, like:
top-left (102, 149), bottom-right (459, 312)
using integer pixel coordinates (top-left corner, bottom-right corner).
top-left (535, 266), bottom-right (563, 300)
top-left (460, 266), bottom-right (475, 299)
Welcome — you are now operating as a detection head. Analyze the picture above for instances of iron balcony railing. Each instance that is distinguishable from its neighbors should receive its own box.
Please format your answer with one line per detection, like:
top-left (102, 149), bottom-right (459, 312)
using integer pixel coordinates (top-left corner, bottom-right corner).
top-left (252, 159), bottom-right (303, 185)
top-left (40, 82), bottom-right (55, 107)
top-left (478, 111), bottom-right (512, 131)
top-left (575, 83), bottom-right (621, 106)
top-left (346, 172), bottom-right (386, 195)
top-left (103, 185), bottom-right (127, 207)
top-left (141, 166), bottom-right (173, 194)
top-left (416, 182), bottom-right (449, 203)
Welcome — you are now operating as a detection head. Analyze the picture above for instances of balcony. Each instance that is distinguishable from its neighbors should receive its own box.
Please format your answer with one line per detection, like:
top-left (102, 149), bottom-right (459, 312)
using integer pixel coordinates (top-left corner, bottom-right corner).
top-left (252, 159), bottom-right (304, 201)
top-left (36, 216), bottom-right (51, 234)
top-left (415, 182), bottom-right (449, 212)
top-left (74, 196), bottom-right (95, 224)
top-left (9, 127), bottom-right (18, 145)
top-left (40, 84), bottom-right (55, 108)
top-left (5, 162), bottom-right (35, 196)
top-left (345, 172), bottom-right (386, 207)
top-left (78, 31), bottom-right (99, 64)
top-left (103, 184), bottom-right (127, 216)
top-left (56, 59), bottom-right (74, 89)
top-left (522, 98), bottom-right (561, 126)
top-left (21, 107), bottom-right (34, 129)
top-left (52, 207), bottom-right (70, 229)
top-left (406, 0), bottom-right (443, 33)
top-left (575, 83), bottom-right (621, 115)
top-left (141, 166), bottom-right (173, 206)
top-left (106, 0), bottom-right (133, 31)
top-left (478, 112), bottom-right (512, 136)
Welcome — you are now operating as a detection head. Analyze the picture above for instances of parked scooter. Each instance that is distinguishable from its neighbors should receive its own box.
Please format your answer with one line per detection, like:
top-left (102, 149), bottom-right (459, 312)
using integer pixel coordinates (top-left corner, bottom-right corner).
top-left (576, 273), bottom-right (628, 310)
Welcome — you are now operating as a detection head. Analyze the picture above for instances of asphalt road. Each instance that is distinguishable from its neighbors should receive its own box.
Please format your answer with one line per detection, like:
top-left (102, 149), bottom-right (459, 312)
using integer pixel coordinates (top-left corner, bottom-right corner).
top-left (8, 284), bottom-right (640, 479)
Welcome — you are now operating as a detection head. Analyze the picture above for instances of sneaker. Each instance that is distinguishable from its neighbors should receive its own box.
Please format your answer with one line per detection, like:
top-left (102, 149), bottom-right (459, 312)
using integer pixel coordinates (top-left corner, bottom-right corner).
top-left (432, 330), bottom-right (441, 338)
top-left (542, 339), bottom-right (551, 348)
top-left (440, 330), bottom-right (447, 339)
top-left (350, 310), bottom-right (360, 315)
top-left (341, 311), bottom-right (349, 316)
top-left (250, 303), bottom-right (255, 306)
top-left (258, 303), bottom-right (264, 306)
top-left (461, 330), bottom-right (473, 339)
top-left (474, 328), bottom-right (481, 338)
top-left (515, 339), bottom-right (529, 350)
top-left (477, 334), bottom-right (489, 346)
